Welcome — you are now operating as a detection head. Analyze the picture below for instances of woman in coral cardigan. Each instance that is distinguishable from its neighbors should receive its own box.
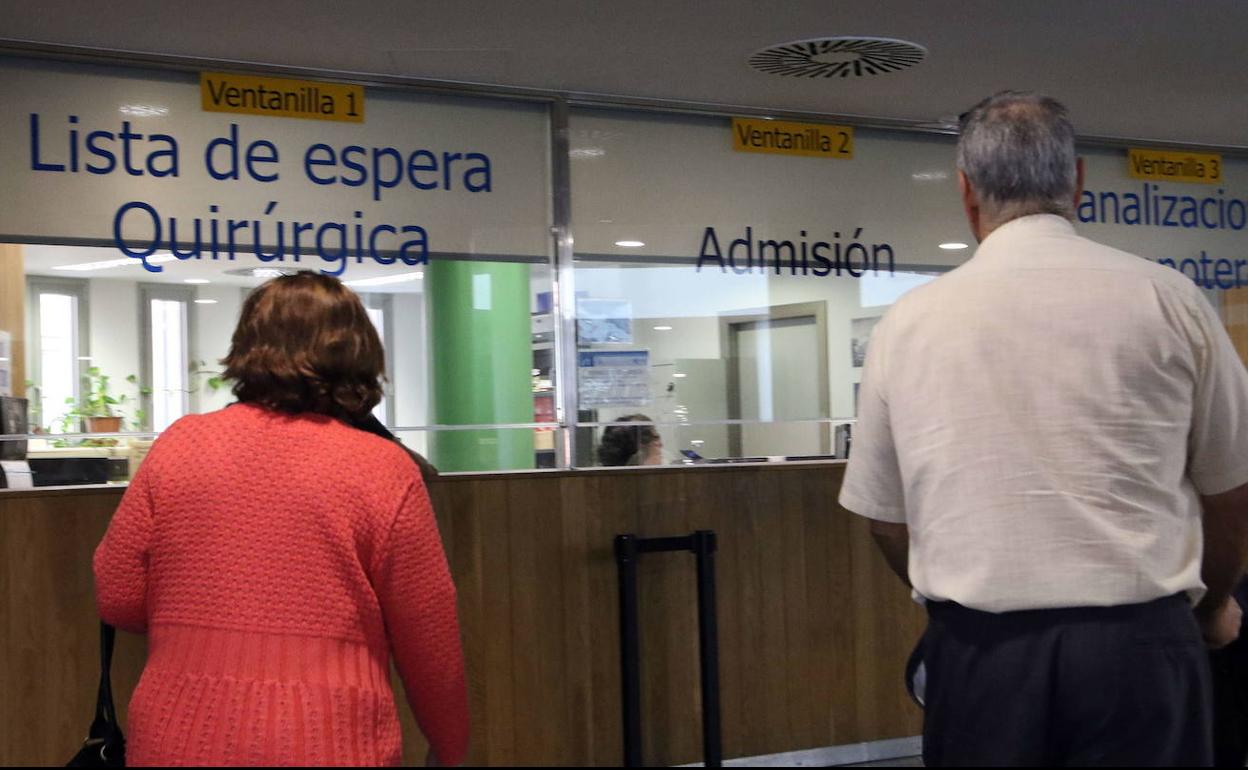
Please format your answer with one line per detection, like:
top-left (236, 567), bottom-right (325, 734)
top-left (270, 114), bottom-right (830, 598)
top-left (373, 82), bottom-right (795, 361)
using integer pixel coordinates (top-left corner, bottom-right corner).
top-left (94, 272), bottom-right (469, 766)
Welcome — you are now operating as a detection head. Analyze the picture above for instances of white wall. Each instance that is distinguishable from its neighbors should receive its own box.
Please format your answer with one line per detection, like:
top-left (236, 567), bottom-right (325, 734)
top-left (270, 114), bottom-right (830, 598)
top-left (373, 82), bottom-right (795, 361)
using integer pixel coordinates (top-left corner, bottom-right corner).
top-left (391, 292), bottom-right (429, 455)
top-left (86, 278), bottom-right (142, 427)
top-left (72, 275), bottom-right (434, 443)
top-left (576, 265), bottom-right (893, 458)
top-left (192, 284), bottom-right (244, 414)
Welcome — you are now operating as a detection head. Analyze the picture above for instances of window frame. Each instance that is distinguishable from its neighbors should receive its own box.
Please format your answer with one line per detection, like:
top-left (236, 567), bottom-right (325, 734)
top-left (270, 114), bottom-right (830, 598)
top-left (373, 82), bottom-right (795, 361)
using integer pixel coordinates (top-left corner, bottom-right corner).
top-left (25, 275), bottom-right (90, 432)
top-left (139, 283), bottom-right (198, 432)
top-left (358, 291), bottom-right (398, 427)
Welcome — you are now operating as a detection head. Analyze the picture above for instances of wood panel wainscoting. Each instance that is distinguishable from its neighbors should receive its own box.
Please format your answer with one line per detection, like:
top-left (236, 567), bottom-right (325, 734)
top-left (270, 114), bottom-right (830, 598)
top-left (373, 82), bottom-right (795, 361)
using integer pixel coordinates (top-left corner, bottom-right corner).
top-left (0, 243), bottom-right (26, 398)
top-left (0, 463), bottom-right (924, 766)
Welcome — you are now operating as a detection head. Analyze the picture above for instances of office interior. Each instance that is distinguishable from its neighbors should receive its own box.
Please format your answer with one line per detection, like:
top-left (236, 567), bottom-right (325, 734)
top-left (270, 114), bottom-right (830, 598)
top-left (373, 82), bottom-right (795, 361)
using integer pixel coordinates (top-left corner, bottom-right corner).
top-left (3, 1), bottom-right (1248, 766)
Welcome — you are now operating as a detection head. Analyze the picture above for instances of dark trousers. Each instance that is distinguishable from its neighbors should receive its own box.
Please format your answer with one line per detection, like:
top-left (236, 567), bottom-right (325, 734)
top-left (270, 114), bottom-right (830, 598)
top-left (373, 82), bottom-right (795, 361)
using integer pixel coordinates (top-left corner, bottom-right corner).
top-left (1211, 579), bottom-right (1248, 767)
top-left (1211, 639), bottom-right (1248, 767)
top-left (922, 594), bottom-right (1213, 767)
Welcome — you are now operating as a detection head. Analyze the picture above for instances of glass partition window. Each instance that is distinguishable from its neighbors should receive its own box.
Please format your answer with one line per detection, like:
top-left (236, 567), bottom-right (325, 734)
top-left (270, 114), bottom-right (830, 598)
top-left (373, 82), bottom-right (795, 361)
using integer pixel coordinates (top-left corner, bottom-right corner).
top-left (0, 57), bottom-right (555, 478)
top-left (568, 109), bottom-right (970, 466)
top-left (567, 111), bottom-right (1248, 467)
top-left (4, 55), bottom-right (1247, 480)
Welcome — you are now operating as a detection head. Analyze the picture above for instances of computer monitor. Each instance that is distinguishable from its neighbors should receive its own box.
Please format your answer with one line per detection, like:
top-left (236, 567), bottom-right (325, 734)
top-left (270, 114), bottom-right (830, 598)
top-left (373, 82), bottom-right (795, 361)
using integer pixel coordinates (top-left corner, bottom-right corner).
top-left (0, 396), bottom-right (28, 461)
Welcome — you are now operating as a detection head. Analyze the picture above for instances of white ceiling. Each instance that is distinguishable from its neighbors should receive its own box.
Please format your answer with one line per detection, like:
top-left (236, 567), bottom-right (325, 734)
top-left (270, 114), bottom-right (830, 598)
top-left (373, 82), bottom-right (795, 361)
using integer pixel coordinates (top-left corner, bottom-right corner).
top-left (22, 244), bottom-right (429, 292)
top-left (3, 0), bottom-right (1247, 147)
top-left (21, 245), bottom-right (561, 295)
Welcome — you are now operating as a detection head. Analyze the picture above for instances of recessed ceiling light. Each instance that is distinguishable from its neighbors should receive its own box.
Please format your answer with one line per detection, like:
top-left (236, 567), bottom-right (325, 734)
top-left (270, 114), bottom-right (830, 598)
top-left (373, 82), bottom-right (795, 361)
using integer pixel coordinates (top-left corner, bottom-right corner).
top-left (344, 272), bottom-right (424, 287)
top-left (673, 373), bottom-right (687, 378)
top-left (749, 37), bottom-right (927, 79)
top-left (224, 267), bottom-right (299, 279)
top-left (570, 148), bottom-right (606, 159)
top-left (53, 252), bottom-right (177, 271)
top-left (912, 171), bottom-right (950, 182)
top-left (184, 278), bottom-right (210, 284)
top-left (119, 104), bottom-right (169, 117)
top-left (0, 357), bottom-right (8, 363)
top-left (939, 242), bottom-right (969, 250)
top-left (615, 240), bottom-right (645, 248)
top-left (653, 325), bottom-right (673, 331)
top-left (194, 299), bottom-right (218, 305)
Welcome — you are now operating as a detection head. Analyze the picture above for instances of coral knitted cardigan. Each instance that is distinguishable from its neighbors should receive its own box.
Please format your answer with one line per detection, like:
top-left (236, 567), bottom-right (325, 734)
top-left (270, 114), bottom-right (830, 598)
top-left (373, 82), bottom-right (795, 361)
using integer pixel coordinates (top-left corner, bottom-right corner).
top-left (93, 404), bottom-right (469, 766)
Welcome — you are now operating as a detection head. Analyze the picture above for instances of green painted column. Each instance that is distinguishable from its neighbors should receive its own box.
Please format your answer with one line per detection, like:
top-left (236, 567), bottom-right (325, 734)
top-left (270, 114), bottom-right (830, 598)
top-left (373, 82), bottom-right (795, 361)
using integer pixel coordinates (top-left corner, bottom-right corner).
top-left (427, 259), bottom-right (534, 472)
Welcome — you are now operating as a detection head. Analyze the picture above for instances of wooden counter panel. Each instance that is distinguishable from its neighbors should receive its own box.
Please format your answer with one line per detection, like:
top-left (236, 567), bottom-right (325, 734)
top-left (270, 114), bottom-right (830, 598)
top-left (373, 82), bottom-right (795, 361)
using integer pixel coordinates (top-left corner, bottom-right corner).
top-left (1, 465), bottom-right (924, 766)
top-left (0, 487), bottom-right (144, 767)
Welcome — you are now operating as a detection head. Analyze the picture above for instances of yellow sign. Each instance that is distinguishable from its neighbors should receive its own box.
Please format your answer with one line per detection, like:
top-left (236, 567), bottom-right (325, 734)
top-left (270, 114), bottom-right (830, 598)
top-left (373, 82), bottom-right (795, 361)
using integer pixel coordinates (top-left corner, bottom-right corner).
top-left (1128, 148), bottom-right (1221, 184)
top-left (200, 72), bottom-right (364, 123)
top-left (732, 118), bottom-right (853, 159)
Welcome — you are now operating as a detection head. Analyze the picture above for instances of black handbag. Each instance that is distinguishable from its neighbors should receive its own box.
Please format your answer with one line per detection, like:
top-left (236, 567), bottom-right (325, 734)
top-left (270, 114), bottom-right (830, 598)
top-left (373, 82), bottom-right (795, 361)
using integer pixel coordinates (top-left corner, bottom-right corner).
top-left (67, 623), bottom-right (126, 768)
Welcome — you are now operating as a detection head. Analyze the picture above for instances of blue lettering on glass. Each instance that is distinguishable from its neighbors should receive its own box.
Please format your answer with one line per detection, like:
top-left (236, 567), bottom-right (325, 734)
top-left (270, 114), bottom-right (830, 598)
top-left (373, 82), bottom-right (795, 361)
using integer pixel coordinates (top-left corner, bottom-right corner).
top-left (25, 112), bottom-right (490, 277)
top-left (30, 113), bottom-right (182, 176)
top-left (113, 201), bottom-right (164, 272)
top-left (110, 199), bottom-right (432, 275)
top-left (298, 143), bottom-right (493, 201)
top-left (697, 226), bottom-right (896, 278)
top-left (29, 113), bottom-right (65, 172)
top-left (1156, 251), bottom-right (1248, 290)
top-left (1080, 184), bottom-right (1248, 232)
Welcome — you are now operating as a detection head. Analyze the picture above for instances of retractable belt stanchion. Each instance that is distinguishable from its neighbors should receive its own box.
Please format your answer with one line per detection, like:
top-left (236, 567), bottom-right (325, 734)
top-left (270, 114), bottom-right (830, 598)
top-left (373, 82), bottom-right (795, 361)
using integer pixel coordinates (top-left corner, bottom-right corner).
top-left (614, 530), bottom-right (722, 768)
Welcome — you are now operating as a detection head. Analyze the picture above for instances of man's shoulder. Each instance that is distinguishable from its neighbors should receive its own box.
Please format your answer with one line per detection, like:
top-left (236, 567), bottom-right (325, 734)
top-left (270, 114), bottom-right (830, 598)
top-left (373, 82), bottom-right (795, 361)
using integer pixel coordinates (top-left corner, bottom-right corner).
top-left (984, 223), bottom-right (1202, 296)
top-left (878, 233), bottom-right (1208, 346)
top-left (883, 262), bottom-right (973, 317)
top-left (1066, 234), bottom-right (1214, 311)
top-left (1070, 233), bottom-right (1187, 277)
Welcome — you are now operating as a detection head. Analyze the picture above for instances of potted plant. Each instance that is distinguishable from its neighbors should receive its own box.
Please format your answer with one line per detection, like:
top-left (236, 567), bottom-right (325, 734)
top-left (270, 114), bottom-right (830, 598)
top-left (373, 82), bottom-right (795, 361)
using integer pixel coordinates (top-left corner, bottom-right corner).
top-left (189, 360), bottom-right (227, 394)
top-left (73, 366), bottom-right (129, 433)
top-left (118, 364), bottom-right (219, 434)
top-left (124, 374), bottom-right (152, 431)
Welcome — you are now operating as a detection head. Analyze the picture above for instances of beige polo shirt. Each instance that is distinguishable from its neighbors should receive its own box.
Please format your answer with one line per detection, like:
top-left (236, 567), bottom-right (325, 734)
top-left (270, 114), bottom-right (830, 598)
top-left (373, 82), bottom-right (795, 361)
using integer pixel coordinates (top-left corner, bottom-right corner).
top-left (839, 214), bottom-right (1248, 613)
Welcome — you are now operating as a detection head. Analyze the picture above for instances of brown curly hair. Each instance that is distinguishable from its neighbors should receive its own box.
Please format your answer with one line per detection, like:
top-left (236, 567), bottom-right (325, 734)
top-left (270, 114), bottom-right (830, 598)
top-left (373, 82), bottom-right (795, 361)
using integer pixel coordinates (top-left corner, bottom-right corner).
top-left (222, 272), bottom-right (384, 421)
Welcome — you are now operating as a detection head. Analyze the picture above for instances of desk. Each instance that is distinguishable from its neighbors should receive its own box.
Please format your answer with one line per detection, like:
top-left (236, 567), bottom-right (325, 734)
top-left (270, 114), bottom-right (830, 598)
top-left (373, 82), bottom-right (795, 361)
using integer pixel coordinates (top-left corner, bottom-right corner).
top-left (0, 463), bottom-right (923, 766)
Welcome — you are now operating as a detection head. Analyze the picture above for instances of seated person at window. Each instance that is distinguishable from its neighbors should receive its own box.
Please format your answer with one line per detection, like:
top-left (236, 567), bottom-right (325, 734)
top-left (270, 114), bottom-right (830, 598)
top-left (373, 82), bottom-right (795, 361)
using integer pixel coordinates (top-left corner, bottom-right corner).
top-left (597, 414), bottom-right (663, 466)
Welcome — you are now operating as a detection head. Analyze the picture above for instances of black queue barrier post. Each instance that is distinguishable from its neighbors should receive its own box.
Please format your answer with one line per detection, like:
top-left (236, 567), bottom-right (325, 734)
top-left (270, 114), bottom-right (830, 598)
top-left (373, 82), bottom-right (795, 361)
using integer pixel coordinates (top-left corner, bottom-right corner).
top-left (614, 530), bottom-right (722, 768)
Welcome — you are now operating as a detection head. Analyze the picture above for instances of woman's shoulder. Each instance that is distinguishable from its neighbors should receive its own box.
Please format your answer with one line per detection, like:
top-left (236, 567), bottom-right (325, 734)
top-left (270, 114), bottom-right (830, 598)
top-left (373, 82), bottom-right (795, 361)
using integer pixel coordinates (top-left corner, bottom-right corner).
top-left (151, 404), bottom-right (255, 442)
top-left (147, 405), bottom-right (420, 482)
top-left (334, 423), bottom-right (424, 482)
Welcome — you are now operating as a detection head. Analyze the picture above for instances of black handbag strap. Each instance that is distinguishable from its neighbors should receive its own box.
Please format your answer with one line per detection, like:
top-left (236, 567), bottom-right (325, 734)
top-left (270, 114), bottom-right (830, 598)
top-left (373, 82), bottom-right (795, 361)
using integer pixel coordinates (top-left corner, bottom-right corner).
top-left (67, 623), bottom-right (124, 767)
top-left (94, 623), bottom-right (117, 726)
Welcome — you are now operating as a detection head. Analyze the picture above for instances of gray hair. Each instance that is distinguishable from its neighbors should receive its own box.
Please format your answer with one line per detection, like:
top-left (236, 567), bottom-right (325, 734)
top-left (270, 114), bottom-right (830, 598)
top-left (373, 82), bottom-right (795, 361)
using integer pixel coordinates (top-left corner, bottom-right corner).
top-left (956, 91), bottom-right (1078, 226)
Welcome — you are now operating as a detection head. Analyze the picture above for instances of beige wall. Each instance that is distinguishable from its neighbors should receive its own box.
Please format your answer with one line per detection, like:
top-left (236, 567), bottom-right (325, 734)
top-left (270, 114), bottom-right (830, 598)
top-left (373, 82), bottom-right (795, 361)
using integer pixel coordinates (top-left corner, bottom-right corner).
top-left (0, 244), bottom-right (25, 398)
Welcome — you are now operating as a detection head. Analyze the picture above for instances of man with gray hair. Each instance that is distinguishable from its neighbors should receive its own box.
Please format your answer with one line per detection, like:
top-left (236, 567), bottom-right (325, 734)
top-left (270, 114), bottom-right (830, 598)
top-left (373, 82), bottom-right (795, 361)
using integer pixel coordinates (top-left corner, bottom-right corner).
top-left (840, 90), bottom-right (1248, 765)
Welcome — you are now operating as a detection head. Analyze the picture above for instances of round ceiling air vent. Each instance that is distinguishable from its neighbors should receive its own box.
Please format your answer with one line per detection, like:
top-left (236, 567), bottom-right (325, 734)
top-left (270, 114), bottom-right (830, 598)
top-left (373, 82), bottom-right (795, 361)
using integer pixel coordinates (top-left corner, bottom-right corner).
top-left (749, 37), bottom-right (926, 78)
